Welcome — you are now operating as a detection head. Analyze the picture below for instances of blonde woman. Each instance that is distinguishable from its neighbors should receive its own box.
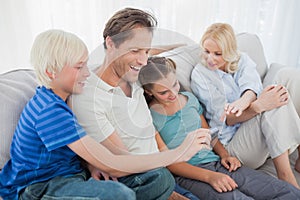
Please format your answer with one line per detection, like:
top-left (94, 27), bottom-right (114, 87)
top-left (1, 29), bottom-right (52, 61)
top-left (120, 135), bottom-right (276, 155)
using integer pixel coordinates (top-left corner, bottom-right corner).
top-left (191, 23), bottom-right (300, 189)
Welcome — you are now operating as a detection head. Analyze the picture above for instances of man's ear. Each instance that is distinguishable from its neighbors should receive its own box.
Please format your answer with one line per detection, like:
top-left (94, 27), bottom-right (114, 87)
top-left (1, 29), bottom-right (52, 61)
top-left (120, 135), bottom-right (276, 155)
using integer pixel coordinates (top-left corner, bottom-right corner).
top-left (105, 36), bottom-right (115, 50)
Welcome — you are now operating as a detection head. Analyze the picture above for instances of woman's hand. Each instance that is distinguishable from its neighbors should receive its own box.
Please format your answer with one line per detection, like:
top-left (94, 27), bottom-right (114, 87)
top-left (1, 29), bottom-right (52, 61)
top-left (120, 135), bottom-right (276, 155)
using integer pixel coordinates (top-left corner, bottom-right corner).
top-left (220, 156), bottom-right (241, 172)
top-left (252, 85), bottom-right (289, 113)
top-left (224, 90), bottom-right (256, 117)
top-left (208, 171), bottom-right (238, 193)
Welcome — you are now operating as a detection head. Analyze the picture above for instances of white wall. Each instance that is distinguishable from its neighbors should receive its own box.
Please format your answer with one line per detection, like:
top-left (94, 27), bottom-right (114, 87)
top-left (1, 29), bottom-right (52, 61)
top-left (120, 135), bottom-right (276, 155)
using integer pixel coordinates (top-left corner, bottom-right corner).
top-left (1, 0), bottom-right (299, 73)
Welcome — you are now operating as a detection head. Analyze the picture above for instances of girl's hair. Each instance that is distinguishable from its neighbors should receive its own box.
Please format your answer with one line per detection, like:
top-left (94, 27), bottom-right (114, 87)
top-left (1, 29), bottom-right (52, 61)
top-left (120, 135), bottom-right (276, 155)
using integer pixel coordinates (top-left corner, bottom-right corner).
top-left (30, 29), bottom-right (87, 88)
top-left (103, 7), bottom-right (157, 49)
top-left (200, 23), bottom-right (240, 73)
top-left (138, 56), bottom-right (176, 103)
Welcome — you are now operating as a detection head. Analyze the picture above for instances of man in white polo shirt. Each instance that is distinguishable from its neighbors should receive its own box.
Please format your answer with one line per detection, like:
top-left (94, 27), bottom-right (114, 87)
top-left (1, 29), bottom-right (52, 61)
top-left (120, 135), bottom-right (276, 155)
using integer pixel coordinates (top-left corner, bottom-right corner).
top-left (71, 7), bottom-right (205, 200)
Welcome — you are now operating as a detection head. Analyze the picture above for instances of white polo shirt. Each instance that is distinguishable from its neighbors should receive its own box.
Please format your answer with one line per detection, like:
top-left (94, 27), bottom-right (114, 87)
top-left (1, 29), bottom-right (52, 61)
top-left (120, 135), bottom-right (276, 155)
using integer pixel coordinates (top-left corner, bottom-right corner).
top-left (71, 72), bottom-right (158, 154)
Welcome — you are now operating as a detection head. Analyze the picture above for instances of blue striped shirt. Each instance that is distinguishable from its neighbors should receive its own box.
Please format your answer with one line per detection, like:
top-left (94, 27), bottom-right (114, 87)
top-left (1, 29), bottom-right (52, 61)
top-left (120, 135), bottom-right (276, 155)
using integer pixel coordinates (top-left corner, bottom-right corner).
top-left (0, 86), bottom-right (86, 199)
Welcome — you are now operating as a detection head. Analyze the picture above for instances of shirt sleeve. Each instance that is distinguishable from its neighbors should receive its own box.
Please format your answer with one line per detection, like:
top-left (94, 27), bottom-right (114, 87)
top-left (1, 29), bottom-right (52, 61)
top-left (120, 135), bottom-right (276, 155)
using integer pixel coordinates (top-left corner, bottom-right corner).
top-left (235, 53), bottom-right (263, 96)
top-left (36, 102), bottom-right (86, 151)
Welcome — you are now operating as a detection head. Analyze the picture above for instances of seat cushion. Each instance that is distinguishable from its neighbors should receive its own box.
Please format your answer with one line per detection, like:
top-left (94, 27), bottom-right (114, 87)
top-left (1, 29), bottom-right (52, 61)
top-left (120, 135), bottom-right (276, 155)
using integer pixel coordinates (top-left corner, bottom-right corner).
top-left (0, 69), bottom-right (38, 169)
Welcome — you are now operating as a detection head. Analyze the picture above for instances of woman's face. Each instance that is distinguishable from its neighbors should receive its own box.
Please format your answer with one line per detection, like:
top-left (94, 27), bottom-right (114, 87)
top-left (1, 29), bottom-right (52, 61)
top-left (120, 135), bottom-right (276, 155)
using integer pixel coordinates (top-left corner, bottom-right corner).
top-left (202, 38), bottom-right (227, 71)
top-left (148, 72), bottom-right (180, 104)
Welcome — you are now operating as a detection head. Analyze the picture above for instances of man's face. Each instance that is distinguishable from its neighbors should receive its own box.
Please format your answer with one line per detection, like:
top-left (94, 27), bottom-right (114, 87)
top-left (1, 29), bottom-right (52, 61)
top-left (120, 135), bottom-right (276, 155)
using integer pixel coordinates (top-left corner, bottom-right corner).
top-left (110, 28), bottom-right (152, 83)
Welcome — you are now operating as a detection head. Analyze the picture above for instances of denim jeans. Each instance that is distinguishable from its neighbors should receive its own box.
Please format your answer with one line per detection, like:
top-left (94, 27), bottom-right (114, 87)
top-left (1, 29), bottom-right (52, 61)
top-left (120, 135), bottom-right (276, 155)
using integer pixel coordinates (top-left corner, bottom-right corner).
top-left (19, 171), bottom-right (135, 200)
top-left (174, 184), bottom-right (200, 200)
top-left (118, 167), bottom-right (175, 200)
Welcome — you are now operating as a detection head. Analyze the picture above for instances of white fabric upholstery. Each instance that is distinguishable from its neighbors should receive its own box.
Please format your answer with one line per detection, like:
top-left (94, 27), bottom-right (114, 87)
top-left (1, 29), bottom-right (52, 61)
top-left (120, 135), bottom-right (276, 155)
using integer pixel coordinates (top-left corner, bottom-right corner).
top-left (0, 69), bottom-right (38, 169)
top-left (236, 33), bottom-right (268, 80)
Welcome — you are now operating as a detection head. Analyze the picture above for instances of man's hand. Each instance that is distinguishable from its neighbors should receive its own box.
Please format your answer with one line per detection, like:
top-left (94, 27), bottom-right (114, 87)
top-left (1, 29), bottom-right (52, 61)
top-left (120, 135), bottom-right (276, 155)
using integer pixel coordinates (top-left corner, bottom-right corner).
top-left (88, 164), bottom-right (118, 181)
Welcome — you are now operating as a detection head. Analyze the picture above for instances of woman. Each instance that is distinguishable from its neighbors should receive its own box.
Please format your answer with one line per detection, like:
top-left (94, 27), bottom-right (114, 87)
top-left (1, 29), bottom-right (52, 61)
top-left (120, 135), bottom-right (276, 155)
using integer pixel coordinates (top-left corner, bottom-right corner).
top-left (191, 23), bottom-right (300, 188)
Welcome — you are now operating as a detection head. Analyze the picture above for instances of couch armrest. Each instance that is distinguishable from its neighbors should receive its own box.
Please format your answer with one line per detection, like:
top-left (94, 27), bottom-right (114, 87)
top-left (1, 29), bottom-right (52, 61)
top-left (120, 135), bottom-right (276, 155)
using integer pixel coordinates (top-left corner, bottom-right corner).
top-left (0, 69), bottom-right (38, 169)
top-left (263, 63), bottom-right (300, 117)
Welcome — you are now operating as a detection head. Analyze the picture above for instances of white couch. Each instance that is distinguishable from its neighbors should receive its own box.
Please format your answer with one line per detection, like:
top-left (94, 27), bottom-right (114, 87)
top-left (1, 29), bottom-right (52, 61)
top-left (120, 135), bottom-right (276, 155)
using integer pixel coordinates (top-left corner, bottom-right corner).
top-left (1, 33), bottom-right (300, 185)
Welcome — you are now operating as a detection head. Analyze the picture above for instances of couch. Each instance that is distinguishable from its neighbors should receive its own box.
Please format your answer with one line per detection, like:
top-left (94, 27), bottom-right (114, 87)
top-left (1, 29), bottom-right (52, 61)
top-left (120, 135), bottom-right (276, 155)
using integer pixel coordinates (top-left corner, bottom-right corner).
top-left (1, 33), bottom-right (300, 186)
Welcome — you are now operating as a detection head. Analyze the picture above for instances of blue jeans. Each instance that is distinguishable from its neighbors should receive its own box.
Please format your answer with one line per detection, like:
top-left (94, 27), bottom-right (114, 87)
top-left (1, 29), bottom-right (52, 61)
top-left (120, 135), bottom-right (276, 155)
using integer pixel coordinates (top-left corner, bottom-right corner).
top-left (118, 167), bottom-right (175, 200)
top-left (19, 171), bottom-right (135, 200)
top-left (174, 184), bottom-right (200, 200)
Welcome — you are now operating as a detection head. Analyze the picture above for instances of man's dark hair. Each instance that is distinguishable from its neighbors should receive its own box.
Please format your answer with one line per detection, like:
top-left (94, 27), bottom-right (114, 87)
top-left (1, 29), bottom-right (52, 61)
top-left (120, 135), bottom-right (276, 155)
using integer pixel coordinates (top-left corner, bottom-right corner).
top-left (103, 7), bottom-right (157, 49)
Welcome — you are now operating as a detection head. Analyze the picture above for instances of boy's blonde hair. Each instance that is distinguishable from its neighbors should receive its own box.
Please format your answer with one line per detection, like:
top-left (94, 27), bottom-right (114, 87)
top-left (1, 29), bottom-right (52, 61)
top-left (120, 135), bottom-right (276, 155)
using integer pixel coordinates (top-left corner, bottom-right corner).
top-left (200, 23), bottom-right (240, 73)
top-left (30, 29), bottom-right (87, 88)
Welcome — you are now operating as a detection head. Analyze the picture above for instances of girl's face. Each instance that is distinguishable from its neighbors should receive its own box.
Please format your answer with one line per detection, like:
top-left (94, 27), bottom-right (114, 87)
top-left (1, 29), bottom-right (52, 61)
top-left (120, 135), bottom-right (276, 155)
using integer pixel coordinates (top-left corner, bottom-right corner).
top-left (202, 38), bottom-right (227, 71)
top-left (148, 72), bottom-right (180, 104)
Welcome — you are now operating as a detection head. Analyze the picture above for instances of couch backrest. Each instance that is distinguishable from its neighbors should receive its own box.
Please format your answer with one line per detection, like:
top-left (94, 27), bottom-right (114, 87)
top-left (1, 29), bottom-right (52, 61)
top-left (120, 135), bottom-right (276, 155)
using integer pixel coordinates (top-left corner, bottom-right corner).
top-left (236, 32), bottom-right (268, 80)
top-left (0, 32), bottom-right (267, 170)
top-left (0, 69), bottom-right (38, 169)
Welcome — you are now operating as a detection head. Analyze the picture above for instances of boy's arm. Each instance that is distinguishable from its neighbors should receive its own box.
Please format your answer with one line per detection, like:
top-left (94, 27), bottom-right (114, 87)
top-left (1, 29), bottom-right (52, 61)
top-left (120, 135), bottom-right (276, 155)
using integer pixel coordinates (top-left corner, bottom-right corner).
top-left (68, 128), bottom-right (210, 178)
top-left (86, 132), bottom-right (129, 180)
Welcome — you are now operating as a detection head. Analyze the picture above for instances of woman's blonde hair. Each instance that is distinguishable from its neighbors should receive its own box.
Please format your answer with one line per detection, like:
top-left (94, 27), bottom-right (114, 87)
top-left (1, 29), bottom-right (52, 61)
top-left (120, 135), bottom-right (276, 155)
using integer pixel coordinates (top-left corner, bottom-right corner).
top-left (30, 29), bottom-right (87, 88)
top-left (200, 23), bottom-right (240, 73)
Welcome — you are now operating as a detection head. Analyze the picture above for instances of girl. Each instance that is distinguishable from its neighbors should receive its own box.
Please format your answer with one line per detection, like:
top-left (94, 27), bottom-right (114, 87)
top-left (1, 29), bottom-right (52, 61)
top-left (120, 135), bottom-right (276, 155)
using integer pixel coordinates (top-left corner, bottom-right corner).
top-left (139, 56), bottom-right (300, 199)
top-left (191, 23), bottom-right (300, 188)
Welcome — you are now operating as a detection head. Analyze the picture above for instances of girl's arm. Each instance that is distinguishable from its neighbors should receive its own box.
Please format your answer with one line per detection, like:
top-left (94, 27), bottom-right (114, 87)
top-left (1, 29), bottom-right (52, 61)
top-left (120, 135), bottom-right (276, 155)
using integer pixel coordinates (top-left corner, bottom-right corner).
top-left (155, 130), bottom-right (237, 193)
top-left (201, 114), bottom-right (241, 173)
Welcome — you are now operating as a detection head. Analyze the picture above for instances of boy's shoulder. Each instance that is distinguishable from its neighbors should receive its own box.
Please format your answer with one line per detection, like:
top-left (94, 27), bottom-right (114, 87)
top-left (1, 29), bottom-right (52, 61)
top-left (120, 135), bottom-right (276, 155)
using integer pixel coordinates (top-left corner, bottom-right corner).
top-left (25, 86), bottom-right (71, 117)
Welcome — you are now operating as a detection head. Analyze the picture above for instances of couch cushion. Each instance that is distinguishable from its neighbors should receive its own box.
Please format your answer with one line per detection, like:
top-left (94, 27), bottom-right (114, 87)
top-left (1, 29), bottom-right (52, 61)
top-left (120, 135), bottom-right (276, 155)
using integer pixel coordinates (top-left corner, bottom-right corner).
top-left (236, 32), bottom-right (268, 80)
top-left (158, 44), bottom-right (200, 92)
top-left (0, 69), bottom-right (38, 169)
top-left (264, 63), bottom-right (300, 117)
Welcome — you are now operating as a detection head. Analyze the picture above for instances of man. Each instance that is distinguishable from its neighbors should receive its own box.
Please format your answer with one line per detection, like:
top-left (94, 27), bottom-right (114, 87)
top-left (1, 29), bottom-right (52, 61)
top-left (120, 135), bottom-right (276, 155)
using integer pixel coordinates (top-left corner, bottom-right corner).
top-left (71, 7), bottom-right (204, 200)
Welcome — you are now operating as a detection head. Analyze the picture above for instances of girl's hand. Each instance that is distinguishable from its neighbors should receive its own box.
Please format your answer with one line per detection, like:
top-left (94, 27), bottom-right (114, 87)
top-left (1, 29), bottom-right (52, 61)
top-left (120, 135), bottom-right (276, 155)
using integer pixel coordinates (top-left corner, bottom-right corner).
top-left (220, 156), bottom-right (241, 172)
top-left (208, 171), bottom-right (238, 193)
